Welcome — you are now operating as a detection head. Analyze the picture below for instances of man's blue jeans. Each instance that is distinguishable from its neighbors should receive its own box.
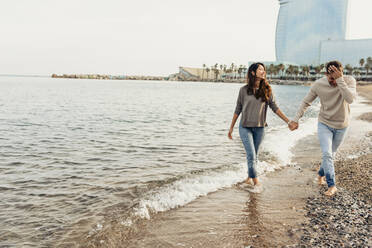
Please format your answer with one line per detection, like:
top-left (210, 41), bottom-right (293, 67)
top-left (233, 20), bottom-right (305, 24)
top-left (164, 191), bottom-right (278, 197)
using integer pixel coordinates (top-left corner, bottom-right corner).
top-left (318, 122), bottom-right (348, 187)
top-left (239, 125), bottom-right (265, 178)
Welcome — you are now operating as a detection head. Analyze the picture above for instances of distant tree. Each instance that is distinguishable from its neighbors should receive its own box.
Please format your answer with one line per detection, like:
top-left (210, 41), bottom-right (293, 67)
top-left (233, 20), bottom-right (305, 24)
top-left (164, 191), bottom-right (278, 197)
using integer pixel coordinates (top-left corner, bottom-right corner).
top-left (223, 64), bottom-right (227, 73)
top-left (278, 63), bottom-right (285, 77)
top-left (293, 66), bottom-right (299, 79)
top-left (268, 64), bottom-right (275, 79)
top-left (206, 67), bottom-right (210, 80)
top-left (345, 64), bottom-right (353, 75)
top-left (359, 58), bottom-right (365, 68)
top-left (287, 65), bottom-right (295, 78)
top-left (237, 65), bottom-right (244, 79)
top-left (213, 68), bottom-right (220, 81)
top-left (367, 57), bottom-right (372, 66)
top-left (314, 66), bottom-right (322, 77)
top-left (213, 63), bottom-right (219, 81)
top-left (301, 65), bottom-right (310, 79)
top-left (364, 64), bottom-right (370, 77)
top-left (202, 64), bottom-right (206, 81)
top-left (319, 64), bottom-right (325, 73)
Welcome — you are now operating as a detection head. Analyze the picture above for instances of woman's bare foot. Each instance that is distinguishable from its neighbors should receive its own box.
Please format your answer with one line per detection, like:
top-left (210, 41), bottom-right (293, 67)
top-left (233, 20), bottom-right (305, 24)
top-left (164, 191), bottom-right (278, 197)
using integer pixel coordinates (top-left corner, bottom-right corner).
top-left (318, 176), bottom-right (326, 186)
top-left (324, 186), bottom-right (337, 197)
top-left (252, 177), bottom-right (260, 186)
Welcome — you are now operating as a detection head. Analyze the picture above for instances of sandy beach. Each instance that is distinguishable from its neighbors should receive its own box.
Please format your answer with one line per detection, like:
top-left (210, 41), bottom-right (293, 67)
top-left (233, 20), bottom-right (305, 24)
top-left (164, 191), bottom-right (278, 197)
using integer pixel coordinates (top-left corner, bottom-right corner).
top-left (72, 85), bottom-right (372, 248)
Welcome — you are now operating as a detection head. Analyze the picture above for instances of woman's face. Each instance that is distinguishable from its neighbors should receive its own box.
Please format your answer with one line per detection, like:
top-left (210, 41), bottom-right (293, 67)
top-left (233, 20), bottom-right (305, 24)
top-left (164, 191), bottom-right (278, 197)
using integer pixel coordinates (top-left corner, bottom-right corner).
top-left (254, 65), bottom-right (266, 79)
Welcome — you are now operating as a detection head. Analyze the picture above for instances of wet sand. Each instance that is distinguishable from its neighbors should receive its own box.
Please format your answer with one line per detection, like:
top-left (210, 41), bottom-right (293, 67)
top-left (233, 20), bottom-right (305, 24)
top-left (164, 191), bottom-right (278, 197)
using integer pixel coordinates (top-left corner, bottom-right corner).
top-left (70, 85), bottom-right (372, 248)
top-left (83, 166), bottom-right (317, 248)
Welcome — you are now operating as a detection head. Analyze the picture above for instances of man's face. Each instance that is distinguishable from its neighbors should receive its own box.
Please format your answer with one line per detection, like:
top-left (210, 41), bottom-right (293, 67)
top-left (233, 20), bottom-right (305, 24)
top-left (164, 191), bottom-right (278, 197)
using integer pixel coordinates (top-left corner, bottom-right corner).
top-left (326, 73), bottom-right (336, 84)
top-left (326, 66), bottom-right (343, 85)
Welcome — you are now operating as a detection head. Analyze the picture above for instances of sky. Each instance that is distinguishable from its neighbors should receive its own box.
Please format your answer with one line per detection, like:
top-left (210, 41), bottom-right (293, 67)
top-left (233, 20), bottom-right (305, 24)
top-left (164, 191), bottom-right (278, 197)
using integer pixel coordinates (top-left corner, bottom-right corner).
top-left (0, 0), bottom-right (371, 76)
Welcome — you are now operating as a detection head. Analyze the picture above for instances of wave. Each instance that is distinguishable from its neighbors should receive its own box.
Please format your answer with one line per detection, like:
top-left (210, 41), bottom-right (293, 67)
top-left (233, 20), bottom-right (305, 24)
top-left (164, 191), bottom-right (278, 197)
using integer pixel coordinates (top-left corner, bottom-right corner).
top-left (123, 118), bottom-right (319, 223)
top-left (99, 96), bottom-right (371, 230)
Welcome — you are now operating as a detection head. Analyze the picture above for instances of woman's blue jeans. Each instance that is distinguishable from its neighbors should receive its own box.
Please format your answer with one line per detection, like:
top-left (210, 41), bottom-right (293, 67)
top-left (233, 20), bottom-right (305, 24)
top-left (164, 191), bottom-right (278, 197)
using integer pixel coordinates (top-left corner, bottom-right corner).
top-left (239, 125), bottom-right (265, 178)
top-left (318, 122), bottom-right (348, 187)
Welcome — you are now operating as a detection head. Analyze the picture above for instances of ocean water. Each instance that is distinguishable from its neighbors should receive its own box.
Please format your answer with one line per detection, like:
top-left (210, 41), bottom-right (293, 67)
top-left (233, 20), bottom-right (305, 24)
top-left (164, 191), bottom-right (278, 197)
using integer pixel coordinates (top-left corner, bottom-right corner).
top-left (0, 77), bottom-right (319, 247)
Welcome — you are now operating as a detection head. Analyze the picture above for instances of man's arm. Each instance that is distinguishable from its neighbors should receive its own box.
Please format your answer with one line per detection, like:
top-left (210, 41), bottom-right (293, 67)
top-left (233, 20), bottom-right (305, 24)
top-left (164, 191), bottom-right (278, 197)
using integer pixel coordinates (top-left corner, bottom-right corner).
top-left (292, 86), bottom-right (318, 123)
top-left (336, 76), bottom-right (356, 104)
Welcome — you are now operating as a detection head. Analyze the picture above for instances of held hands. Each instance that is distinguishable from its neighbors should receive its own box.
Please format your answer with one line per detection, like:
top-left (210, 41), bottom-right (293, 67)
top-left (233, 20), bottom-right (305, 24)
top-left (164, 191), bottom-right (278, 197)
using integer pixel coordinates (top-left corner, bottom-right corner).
top-left (288, 121), bottom-right (298, 131)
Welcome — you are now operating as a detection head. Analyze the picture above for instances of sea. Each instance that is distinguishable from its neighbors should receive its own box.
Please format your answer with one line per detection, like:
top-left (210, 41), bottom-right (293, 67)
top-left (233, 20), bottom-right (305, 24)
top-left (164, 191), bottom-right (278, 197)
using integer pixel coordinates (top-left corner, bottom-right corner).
top-left (0, 77), bottom-right (321, 247)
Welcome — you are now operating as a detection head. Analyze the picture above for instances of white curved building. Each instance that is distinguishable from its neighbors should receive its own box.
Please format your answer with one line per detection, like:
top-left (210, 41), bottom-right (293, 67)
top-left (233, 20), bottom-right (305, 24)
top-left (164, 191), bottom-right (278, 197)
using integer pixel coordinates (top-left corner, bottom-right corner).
top-left (276, 0), bottom-right (349, 65)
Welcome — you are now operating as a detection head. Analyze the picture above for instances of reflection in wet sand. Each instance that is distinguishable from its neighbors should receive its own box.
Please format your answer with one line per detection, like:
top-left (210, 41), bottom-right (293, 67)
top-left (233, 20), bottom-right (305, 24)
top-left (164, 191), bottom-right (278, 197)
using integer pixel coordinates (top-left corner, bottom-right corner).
top-left (238, 194), bottom-right (269, 247)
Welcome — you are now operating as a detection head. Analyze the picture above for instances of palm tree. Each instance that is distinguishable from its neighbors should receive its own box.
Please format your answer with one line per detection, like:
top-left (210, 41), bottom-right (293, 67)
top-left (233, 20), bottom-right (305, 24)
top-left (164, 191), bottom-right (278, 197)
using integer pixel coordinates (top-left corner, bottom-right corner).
top-left (314, 66), bottom-right (322, 77)
top-left (293, 66), bottom-right (299, 80)
top-left (278, 63), bottom-right (285, 77)
top-left (359, 58), bottom-right (365, 68)
top-left (237, 65), bottom-right (245, 79)
top-left (319, 64), bottom-right (325, 73)
top-left (367, 57), bottom-right (372, 66)
top-left (345, 64), bottom-right (353, 75)
top-left (213, 63), bottom-right (219, 81)
top-left (287, 65), bottom-right (295, 79)
top-left (301, 65), bottom-right (310, 79)
top-left (364, 64), bottom-right (370, 77)
top-left (268, 64), bottom-right (275, 79)
top-left (213, 68), bottom-right (220, 81)
top-left (367, 57), bottom-right (372, 77)
top-left (273, 66), bottom-right (279, 77)
top-left (230, 63), bottom-right (236, 79)
top-left (206, 67), bottom-right (210, 80)
top-left (354, 70), bottom-right (361, 78)
top-left (202, 64), bottom-right (206, 81)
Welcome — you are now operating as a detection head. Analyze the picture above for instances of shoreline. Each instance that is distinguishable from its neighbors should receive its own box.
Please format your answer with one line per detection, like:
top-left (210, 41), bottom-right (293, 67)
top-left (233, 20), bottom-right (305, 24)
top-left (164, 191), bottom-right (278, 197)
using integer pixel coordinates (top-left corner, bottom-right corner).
top-left (47, 74), bottom-right (372, 86)
top-left (75, 90), bottom-right (372, 247)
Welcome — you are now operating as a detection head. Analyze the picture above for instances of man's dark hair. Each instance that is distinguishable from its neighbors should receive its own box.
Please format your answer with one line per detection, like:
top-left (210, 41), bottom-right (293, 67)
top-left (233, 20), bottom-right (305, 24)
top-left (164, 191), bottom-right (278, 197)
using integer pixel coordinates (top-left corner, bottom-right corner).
top-left (325, 60), bottom-right (343, 73)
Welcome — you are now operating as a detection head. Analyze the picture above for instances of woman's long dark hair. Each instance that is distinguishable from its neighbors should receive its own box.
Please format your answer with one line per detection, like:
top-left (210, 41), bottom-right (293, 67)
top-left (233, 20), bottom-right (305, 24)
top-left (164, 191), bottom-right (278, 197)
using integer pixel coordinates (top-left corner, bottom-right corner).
top-left (246, 62), bottom-right (272, 102)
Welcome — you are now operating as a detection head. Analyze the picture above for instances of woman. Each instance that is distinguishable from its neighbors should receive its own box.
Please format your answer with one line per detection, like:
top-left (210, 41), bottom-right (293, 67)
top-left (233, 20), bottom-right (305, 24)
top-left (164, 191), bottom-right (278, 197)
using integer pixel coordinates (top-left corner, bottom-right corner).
top-left (228, 62), bottom-right (291, 187)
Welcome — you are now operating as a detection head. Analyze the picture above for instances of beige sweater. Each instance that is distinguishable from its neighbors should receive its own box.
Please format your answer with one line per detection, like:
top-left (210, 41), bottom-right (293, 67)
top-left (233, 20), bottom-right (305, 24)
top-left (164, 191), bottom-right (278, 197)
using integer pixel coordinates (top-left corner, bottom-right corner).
top-left (293, 75), bottom-right (357, 129)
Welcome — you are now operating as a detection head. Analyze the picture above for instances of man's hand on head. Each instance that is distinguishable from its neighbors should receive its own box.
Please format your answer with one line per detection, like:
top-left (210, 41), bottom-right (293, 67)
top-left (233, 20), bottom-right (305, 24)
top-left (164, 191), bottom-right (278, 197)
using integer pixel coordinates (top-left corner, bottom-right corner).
top-left (328, 65), bottom-right (343, 80)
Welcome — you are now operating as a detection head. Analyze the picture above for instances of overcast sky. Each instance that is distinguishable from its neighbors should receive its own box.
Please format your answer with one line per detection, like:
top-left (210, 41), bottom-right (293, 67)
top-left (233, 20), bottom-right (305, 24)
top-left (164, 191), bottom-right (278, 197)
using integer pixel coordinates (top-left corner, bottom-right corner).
top-left (1, 0), bottom-right (371, 76)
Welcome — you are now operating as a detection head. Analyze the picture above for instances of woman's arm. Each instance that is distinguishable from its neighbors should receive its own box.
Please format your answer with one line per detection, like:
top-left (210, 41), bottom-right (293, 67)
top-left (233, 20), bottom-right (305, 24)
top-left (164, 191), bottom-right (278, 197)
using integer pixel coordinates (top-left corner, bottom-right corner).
top-left (275, 108), bottom-right (290, 125)
top-left (228, 113), bottom-right (239, 139)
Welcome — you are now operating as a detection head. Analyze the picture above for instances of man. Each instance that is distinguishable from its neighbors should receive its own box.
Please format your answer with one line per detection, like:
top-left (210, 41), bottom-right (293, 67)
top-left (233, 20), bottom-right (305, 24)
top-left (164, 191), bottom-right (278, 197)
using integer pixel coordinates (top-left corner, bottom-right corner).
top-left (289, 61), bottom-right (356, 196)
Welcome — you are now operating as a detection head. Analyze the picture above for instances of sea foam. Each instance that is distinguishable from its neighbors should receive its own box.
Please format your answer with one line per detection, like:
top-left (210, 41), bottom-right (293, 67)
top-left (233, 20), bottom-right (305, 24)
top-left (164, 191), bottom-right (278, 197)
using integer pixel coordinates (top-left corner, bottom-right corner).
top-left (132, 118), bottom-right (319, 220)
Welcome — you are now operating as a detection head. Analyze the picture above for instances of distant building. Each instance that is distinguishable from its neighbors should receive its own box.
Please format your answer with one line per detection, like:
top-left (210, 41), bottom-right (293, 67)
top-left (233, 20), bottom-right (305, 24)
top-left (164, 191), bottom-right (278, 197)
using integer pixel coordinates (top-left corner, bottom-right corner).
top-left (319, 39), bottom-right (372, 66)
top-left (275, 0), bottom-right (372, 66)
top-left (178, 67), bottom-right (219, 80)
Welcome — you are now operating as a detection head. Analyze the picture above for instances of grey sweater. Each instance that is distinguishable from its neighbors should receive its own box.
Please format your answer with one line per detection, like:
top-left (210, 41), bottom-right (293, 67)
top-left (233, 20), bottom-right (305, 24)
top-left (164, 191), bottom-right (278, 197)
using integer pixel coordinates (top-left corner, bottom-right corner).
top-left (234, 85), bottom-right (279, 127)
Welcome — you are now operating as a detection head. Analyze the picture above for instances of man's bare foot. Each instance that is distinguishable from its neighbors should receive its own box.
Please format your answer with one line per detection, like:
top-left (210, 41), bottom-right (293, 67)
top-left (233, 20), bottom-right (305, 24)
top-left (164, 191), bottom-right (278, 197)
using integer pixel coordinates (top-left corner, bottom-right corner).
top-left (252, 177), bottom-right (260, 186)
top-left (244, 178), bottom-right (253, 185)
top-left (324, 186), bottom-right (337, 197)
top-left (318, 176), bottom-right (326, 186)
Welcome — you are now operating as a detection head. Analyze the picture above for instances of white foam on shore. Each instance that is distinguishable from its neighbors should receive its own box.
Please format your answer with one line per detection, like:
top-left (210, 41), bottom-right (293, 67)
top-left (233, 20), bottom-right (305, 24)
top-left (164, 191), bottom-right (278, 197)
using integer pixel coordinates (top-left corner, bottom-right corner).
top-left (132, 118), bottom-right (319, 220)
top-left (262, 117), bottom-right (318, 165)
top-left (133, 167), bottom-right (246, 219)
top-left (129, 96), bottom-right (371, 222)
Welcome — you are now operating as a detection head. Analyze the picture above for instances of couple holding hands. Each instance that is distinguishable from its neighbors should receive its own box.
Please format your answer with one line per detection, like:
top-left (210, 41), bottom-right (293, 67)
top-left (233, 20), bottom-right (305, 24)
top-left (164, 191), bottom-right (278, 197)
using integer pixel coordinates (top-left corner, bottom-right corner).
top-left (228, 61), bottom-right (356, 197)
